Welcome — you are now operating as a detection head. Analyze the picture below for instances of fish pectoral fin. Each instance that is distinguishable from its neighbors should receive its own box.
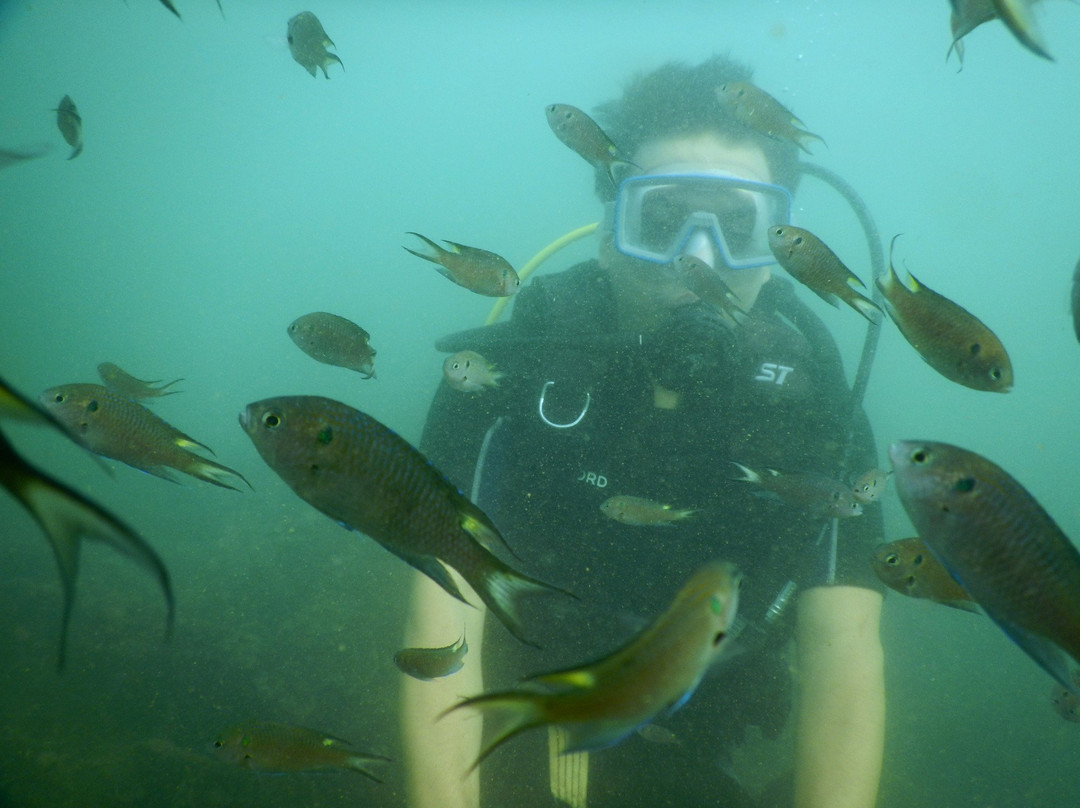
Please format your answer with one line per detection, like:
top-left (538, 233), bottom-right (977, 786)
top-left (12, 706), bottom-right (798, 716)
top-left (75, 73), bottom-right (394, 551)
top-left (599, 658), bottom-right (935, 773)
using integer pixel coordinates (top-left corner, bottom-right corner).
top-left (559, 719), bottom-right (638, 754)
top-left (391, 547), bottom-right (471, 607)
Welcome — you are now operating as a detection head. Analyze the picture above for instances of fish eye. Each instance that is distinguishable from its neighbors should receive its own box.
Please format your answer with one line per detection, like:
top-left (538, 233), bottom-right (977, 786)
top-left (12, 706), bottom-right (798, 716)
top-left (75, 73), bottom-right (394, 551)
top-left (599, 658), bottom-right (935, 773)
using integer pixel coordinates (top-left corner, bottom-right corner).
top-left (989, 367), bottom-right (1002, 380)
top-left (884, 552), bottom-right (899, 566)
top-left (261, 411), bottom-right (282, 429)
top-left (53, 393), bottom-right (66, 403)
top-left (213, 739), bottom-right (223, 748)
top-left (911, 449), bottom-right (928, 464)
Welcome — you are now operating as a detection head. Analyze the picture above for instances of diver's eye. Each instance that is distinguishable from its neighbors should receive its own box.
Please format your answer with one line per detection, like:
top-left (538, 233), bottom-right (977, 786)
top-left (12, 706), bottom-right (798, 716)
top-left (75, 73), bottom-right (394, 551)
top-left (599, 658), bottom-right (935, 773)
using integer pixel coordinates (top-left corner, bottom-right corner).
top-left (262, 411), bottom-right (282, 430)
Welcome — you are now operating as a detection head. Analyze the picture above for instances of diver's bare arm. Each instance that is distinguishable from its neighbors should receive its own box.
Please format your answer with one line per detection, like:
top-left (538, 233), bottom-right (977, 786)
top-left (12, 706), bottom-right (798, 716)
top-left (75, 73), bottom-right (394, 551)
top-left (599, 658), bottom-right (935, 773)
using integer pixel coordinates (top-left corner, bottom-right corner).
top-left (401, 570), bottom-right (486, 808)
top-left (794, 586), bottom-right (885, 808)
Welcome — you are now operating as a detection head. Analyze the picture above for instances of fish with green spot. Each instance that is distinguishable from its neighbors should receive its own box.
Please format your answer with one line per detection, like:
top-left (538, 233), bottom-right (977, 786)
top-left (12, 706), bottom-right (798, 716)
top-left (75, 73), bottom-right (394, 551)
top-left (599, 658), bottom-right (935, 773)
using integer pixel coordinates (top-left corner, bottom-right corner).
top-left (876, 236), bottom-right (1012, 393)
top-left (288, 312), bottom-right (376, 379)
top-left (442, 561), bottom-right (740, 772)
top-left (545, 103), bottom-right (637, 187)
top-left (731, 461), bottom-right (863, 519)
top-left (212, 721), bottom-right (388, 779)
top-left (600, 495), bottom-right (696, 527)
top-left (40, 383), bottom-right (248, 490)
top-left (891, 439), bottom-right (1080, 695)
top-left (404, 233), bottom-right (520, 297)
top-left (394, 630), bottom-right (468, 680)
top-left (239, 395), bottom-right (566, 644)
top-left (98, 362), bottom-right (183, 400)
top-left (287, 11), bottom-right (342, 78)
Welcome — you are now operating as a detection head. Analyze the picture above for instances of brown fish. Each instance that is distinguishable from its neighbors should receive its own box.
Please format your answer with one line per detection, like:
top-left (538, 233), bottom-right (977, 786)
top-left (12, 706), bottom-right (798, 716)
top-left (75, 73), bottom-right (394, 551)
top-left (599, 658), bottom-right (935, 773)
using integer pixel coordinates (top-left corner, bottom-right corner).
top-left (442, 350), bottom-right (502, 393)
top-left (240, 395), bottom-right (567, 644)
top-left (54, 95), bottom-right (82, 160)
top-left (40, 383), bottom-right (248, 491)
top-left (767, 225), bottom-right (881, 323)
top-left (599, 495), bottom-right (696, 527)
top-left (97, 362), bottom-right (182, 400)
top-left (672, 254), bottom-right (748, 327)
top-left (0, 146), bottom-right (50, 171)
top-left (394, 630), bottom-right (467, 680)
top-left (851, 468), bottom-right (892, 504)
top-left (871, 537), bottom-right (979, 613)
top-left (288, 312), bottom-right (376, 379)
top-left (891, 440), bottom-right (1080, 695)
top-left (404, 233), bottom-right (520, 297)
top-left (212, 721), bottom-right (387, 780)
top-left (287, 11), bottom-right (343, 78)
top-left (994, 0), bottom-right (1053, 60)
top-left (731, 462), bottom-right (863, 518)
top-left (443, 561), bottom-right (740, 771)
top-left (715, 82), bottom-right (825, 154)
top-left (545, 103), bottom-right (637, 187)
top-left (876, 237), bottom-right (1013, 393)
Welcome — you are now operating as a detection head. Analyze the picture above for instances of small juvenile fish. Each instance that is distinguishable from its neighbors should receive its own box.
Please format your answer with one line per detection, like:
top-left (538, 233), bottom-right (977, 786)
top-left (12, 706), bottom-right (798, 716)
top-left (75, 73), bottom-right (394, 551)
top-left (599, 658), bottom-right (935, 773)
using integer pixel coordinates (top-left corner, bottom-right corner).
top-left (212, 721), bottom-right (388, 780)
top-left (97, 362), bottom-right (183, 400)
top-left (767, 225), bottom-right (881, 323)
top-left (636, 724), bottom-right (680, 745)
top-left (156, 0), bottom-right (181, 19)
top-left (544, 103), bottom-right (637, 187)
top-left (442, 350), bottom-right (502, 393)
top-left (715, 82), bottom-right (825, 154)
top-left (851, 468), bottom-right (892, 504)
top-left (288, 312), bottom-right (376, 379)
top-left (891, 440), bottom-right (1080, 695)
top-left (394, 631), bottom-right (468, 680)
top-left (240, 396), bottom-right (566, 644)
top-left (876, 237), bottom-right (1013, 393)
top-left (600, 495), bottom-right (696, 527)
top-left (40, 383), bottom-right (249, 491)
top-left (672, 255), bottom-right (748, 327)
top-left (443, 561), bottom-right (740, 771)
top-left (1050, 672), bottom-right (1080, 723)
top-left (287, 11), bottom-right (343, 78)
top-left (404, 233), bottom-right (520, 297)
top-left (0, 423), bottom-right (173, 669)
top-left (0, 146), bottom-right (50, 171)
top-left (731, 462), bottom-right (863, 518)
top-left (54, 95), bottom-right (82, 160)
top-left (871, 537), bottom-right (979, 613)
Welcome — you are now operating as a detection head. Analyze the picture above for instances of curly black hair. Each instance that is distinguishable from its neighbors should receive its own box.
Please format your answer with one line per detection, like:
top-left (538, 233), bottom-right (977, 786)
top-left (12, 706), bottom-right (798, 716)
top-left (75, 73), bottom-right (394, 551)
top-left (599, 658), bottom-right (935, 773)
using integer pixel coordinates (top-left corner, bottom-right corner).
top-left (592, 55), bottom-right (802, 200)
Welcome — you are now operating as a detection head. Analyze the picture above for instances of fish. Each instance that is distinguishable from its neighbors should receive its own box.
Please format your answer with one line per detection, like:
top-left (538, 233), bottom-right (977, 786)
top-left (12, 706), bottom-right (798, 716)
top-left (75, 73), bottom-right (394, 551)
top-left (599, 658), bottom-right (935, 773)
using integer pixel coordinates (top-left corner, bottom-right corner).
top-left (544, 103), bottom-right (637, 187)
top-left (239, 396), bottom-right (567, 644)
top-left (442, 561), bottom-right (740, 771)
top-left (994, 0), bottom-right (1054, 60)
top-left (635, 724), bottom-right (680, 745)
top-left (599, 495), bottom-right (696, 527)
top-left (1071, 256), bottom-right (1080, 344)
top-left (890, 440), bottom-right (1080, 695)
top-left (672, 255), bottom-right (748, 327)
top-left (394, 630), bottom-right (468, 680)
top-left (211, 721), bottom-right (388, 780)
top-left (287, 11), bottom-right (343, 79)
top-left (0, 146), bottom-right (50, 172)
top-left (442, 350), bottom-right (502, 393)
top-left (871, 537), bottom-right (979, 613)
top-left (288, 312), bottom-right (376, 379)
top-left (947, 0), bottom-right (997, 65)
top-left (876, 237), bottom-right (1013, 393)
top-left (731, 462), bottom-right (863, 519)
top-left (54, 95), bottom-right (82, 160)
top-left (0, 424), bottom-right (173, 669)
top-left (851, 467), bottom-right (892, 504)
top-left (40, 383), bottom-right (249, 491)
top-left (714, 82), bottom-right (825, 154)
top-left (404, 233), bottom-right (520, 297)
top-left (1050, 672), bottom-right (1080, 722)
top-left (767, 225), bottom-right (881, 323)
top-left (97, 362), bottom-right (183, 400)
top-left (157, 0), bottom-right (181, 19)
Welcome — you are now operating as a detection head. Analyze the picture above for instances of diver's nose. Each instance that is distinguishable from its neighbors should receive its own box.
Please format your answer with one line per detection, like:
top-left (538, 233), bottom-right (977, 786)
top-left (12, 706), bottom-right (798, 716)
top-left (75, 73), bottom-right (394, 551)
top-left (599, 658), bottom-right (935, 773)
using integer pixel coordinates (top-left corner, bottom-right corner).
top-left (681, 229), bottom-right (718, 270)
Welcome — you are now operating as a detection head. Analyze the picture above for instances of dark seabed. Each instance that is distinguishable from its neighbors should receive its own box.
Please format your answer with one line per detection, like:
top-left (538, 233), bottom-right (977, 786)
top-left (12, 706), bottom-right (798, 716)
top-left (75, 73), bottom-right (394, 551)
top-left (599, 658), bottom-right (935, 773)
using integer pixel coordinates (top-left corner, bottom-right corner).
top-left (2, 1), bottom-right (1080, 806)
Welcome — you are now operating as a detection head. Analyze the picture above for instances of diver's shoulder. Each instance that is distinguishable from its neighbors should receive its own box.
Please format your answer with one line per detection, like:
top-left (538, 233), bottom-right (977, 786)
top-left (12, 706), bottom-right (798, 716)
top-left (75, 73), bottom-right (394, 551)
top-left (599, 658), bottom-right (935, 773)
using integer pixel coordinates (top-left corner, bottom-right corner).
top-left (511, 260), bottom-right (615, 334)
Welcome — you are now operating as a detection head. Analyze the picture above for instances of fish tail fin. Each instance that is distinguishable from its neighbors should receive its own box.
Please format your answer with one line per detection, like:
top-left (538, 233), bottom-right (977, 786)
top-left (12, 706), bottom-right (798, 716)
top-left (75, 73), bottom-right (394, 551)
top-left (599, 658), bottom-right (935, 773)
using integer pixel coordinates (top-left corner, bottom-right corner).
top-left (1, 439), bottom-right (174, 668)
top-left (796, 130), bottom-right (826, 154)
top-left (67, 142), bottom-right (83, 160)
top-left (729, 461), bottom-right (760, 484)
top-left (474, 558), bottom-right (572, 647)
top-left (343, 751), bottom-right (390, 782)
top-left (442, 690), bottom-right (549, 774)
top-left (847, 292), bottom-right (883, 324)
top-left (180, 455), bottom-right (251, 491)
top-left (158, 378), bottom-right (184, 396)
top-left (404, 233), bottom-right (445, 262)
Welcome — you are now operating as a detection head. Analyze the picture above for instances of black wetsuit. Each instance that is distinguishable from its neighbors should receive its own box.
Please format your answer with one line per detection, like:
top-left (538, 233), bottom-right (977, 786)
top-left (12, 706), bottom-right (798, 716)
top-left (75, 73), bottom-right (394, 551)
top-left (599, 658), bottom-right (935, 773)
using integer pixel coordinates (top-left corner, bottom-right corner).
top-left (420, 261), bottom-right (884, 808)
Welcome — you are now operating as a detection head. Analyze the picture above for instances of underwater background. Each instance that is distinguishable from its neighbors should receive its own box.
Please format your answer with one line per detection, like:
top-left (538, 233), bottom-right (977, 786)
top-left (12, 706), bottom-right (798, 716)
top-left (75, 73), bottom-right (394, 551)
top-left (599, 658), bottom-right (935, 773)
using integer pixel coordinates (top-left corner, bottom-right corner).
top-left (2, 1), bottom-right (1080, 805)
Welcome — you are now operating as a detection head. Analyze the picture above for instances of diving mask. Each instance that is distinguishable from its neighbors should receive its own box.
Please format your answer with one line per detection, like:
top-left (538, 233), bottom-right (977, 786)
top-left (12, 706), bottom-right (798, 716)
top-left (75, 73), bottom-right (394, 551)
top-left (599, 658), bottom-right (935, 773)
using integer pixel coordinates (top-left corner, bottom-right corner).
top-left (609, 170), bottom-right (792, 269)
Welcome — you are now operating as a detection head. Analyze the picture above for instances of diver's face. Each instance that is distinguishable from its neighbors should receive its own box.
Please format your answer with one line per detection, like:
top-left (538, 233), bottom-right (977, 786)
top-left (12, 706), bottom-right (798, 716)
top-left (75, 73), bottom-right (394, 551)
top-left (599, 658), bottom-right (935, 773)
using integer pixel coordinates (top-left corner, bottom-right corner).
top-left (601, 132), bottom-right (775, 322)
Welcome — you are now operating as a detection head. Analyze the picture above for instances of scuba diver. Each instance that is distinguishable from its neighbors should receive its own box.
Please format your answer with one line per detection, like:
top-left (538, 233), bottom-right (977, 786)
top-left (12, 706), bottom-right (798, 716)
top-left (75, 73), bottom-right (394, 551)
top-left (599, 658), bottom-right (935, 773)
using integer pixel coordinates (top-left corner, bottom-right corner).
top-left (402, 55), bottom-right (886, 808)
